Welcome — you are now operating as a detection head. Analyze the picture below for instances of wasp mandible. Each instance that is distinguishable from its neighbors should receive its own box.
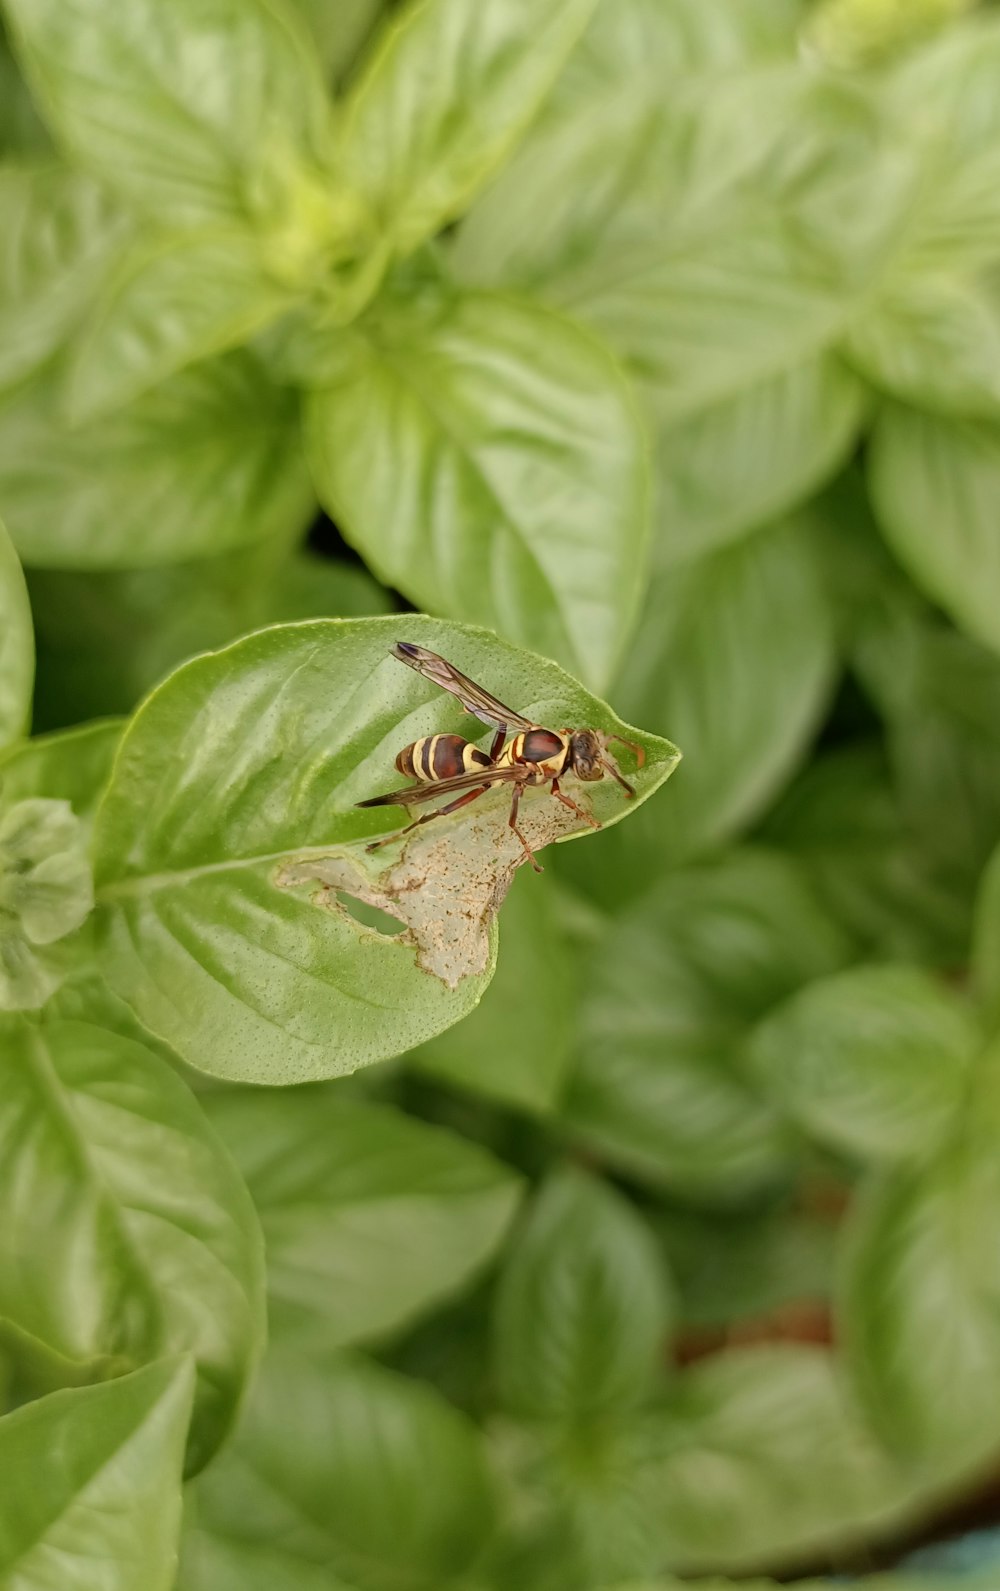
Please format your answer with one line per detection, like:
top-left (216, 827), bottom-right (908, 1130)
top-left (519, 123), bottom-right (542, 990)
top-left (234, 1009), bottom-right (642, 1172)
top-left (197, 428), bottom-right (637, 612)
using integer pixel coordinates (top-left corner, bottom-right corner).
top-left (356, 642), bottom-right (644, 872)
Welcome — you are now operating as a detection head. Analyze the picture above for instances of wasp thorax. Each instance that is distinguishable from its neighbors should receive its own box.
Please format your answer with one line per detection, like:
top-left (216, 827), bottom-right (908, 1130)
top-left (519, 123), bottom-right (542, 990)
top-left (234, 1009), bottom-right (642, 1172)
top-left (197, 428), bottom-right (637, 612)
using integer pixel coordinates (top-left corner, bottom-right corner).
top-left (570, 729), bottom-right (605, 781)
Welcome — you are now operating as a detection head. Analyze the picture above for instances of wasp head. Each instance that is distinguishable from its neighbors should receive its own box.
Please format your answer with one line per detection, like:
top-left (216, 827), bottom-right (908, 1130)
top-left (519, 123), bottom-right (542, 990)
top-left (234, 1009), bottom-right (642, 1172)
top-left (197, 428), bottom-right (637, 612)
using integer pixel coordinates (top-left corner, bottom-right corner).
top-left (569, 729), bottom-right (606, 782)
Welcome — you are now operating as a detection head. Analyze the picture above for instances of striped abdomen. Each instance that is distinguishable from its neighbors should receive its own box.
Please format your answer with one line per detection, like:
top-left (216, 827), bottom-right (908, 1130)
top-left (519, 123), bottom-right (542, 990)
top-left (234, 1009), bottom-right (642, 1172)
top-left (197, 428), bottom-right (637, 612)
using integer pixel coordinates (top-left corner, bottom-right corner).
top-left (396, 734), bottom-right (492, 782)
top-left (497, 727), bottom-right (570, 780)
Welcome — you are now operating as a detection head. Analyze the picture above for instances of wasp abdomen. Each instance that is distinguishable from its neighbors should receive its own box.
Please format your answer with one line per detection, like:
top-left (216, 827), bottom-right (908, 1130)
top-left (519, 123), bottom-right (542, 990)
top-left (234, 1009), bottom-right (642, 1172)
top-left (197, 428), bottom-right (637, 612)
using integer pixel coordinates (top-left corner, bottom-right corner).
top-left (396, 735), bottom-right (491, 782)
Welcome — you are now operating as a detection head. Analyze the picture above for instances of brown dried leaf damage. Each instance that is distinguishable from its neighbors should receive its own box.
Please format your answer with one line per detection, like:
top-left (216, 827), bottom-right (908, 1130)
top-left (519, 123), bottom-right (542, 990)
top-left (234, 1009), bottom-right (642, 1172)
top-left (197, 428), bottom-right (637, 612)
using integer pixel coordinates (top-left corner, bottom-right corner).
top-left (276, 787), bottom-right (587, 990)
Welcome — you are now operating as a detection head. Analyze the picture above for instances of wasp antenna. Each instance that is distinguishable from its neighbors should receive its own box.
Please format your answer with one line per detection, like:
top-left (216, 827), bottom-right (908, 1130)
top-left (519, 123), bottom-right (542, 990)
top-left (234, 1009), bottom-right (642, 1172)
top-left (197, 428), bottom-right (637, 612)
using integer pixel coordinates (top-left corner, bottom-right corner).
top-left (601, 756), bottom-right (636, 798)
top-left (608, 733), bottom-right (645, 769)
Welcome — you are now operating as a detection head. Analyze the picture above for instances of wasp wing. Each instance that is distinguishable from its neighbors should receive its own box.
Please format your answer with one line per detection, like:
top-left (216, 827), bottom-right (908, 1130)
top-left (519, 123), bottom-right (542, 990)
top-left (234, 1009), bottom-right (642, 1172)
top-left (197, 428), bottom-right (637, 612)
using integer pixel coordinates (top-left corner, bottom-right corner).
top-left (357, 763), bottom-right (527, 810)
top-left (392, 642), bottom-right (534, 733)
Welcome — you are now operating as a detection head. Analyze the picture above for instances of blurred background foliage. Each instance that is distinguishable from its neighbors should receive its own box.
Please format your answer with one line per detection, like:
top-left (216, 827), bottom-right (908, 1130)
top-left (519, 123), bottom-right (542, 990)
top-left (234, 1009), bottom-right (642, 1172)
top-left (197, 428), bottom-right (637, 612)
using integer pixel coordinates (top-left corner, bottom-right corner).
top-left (6, 0), bottom-right (1000, 1585)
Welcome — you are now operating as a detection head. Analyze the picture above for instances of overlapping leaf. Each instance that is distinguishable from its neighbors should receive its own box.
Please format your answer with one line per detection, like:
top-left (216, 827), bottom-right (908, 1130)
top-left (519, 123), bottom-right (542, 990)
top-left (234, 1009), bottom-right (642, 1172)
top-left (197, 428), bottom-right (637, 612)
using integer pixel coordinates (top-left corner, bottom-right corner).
top-left (0, 515), bottom-right (32, 749)
top-left (204, 1088), bottom-right (521, 1347)
top-left (0, 1358), bottom-right (193, 1591)
top-left (0, 979), bottom-right (265, 1471)
top-left (306, 289), bottom-right (648, 692)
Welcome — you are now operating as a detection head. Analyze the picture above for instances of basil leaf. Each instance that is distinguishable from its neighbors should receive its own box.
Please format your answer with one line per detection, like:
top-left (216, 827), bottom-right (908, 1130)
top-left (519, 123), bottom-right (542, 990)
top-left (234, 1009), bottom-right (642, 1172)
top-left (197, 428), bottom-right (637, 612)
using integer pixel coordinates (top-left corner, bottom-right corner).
top-left (870, 402), bottom-right (1000, 655)
top-left (0, 1359), bottom-right (194, 1591)
top-left (493, 1166), bottom-right (672, 1425)
top-left (179, 1528), bottom-right (361, 1591)
top-left (0, 352), bottom-right (314, 568)
top-left (657, 1202), bottom-right (834, 1331)
top-left (646, 1345), bottom-right (913, 1574)
top-left (0, 797), bottom-right (92, 1010)
top-left (0, 515), bottom-right (32, 750)
top-left (339, 0), bottom-right (599, 256)
top-left (306, 290), bottom-right (647, 691)
top-left (562, 850), bottom-right (851, 1202)
top-left (655, 354), bottom-right (867, 567)
top-left (839, 1065), bottom-right (1000, 1464)
top-left (0, 719), bottom-right (121, 820)
top-left (203, 1088), bottom-right (521, 1348)
top-left (194, 1347), bottom-right (498, 1591)
top-left (92, 617), bottom-right (677, 1084)
top-left (0, 24), bottom-right (48, 154)
top-left (68, 230), bottom-right (292, 422)
top-left (747, 965), bottom-right (975, 1164)
top-left (0, 163), bottom-right (129, 397)
top-left (408, 868), bottom-right (577, 1112)
top-left (3, 0), bottom-right (332, 227)
top-left (0, 979), bottom-right (265, 1472)
top-left (291, 0), bottom-right (385, 84)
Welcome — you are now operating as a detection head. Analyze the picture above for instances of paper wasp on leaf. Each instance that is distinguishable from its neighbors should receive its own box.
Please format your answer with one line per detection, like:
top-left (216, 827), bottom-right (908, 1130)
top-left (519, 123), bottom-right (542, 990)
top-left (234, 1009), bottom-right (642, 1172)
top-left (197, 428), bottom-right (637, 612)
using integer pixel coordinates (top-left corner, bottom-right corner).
top-left (356, 642), bottom-right (644, 872)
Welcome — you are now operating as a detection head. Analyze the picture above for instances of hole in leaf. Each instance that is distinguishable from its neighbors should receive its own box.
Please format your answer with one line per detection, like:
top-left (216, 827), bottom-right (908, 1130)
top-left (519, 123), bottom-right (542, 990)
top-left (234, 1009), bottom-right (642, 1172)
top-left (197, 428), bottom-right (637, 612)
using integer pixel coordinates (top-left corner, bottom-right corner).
top-left (337, 892), bottom-right (408, 937)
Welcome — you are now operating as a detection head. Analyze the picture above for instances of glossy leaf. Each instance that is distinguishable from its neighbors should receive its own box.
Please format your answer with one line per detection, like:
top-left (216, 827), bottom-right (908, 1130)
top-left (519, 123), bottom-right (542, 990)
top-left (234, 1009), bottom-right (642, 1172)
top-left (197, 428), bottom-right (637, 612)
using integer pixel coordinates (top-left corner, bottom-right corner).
top-left (194, 1346), bottom-right (498, 1591)
top-left (493, 1166), bottom-right (672, 1425)
top-left (0, 1357), bottom-right (194, 1591)
top-left (839, 1084), bottom-right (1000, 1463)
top-left (0, 163), bottom-right (129, 396)
top-left (203, 1088), bottom-right (521, 1347)
top-left (92, 617), bottom-right (677, 1084)
top-left (562, 850), bottom-right (851, 1202)
top-left (0, 797), bottom-right (92, 1010)
top-left (68, 230), bottom-right (291, 422)
top-left (748, 966), bottom-right (974, 1164)
top-left (3, 0), bottom-right (332, 227)
top-left (870, 402), bottom-right (1000, 655)
top-left (0, 351), bottom-right (314, 568)
top-left (847, 267), bottom-right (1000, 421)
top-left (647, 1346), bottom-right (913, 1574)
top-left (655, 354), bottom-right (866, 566)
top-left (339, 0), bottom-right (599, 255)
top-left (558, 518), bottom-right (835, 903)
top-left (306, 290), bottom-right (648, 691)
top-left (178, 1528), bottom-right (360, 1591)
top-left (408, 867), bottom-right (577, 1112)
top-left (0, 980), bottom-right (266, 1471)
top-left (0, 719), bottom-right (121, 820)
top-left (0, 515), bottom-right (32, 749)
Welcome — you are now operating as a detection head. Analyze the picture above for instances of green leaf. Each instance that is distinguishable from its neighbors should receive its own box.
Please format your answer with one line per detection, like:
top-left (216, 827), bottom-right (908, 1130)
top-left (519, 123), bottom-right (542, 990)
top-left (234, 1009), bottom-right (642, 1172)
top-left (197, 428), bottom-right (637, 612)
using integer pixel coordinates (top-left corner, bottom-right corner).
top-left (493, 1166), bottom-right (672, 1426)
top-left (870, 402), bottom-right (1000, 656)
top-left (557, 517), bottom-right (835, 902)
top-left (291, 0), bottom-right (385, 84)
top-left (179, 1528), bottom-right (361, 1591)
top-left (974, 842), bottom-right (1000, 1038)
top-left (0, 797), bottom-right (92, 1009)
top-left (0, 1358), bottom-right (194, 1591)
top-left (847, 266), bottom-right (1000, 421)
top-left (646, 1345), bottom-right (913, 1574)
top-left (93, 617), bottom-right (677, 1083)
top-left (407, 867), bottom-right (576, 1112)
top-left (0, 719), bottom-right (121, 820)
top-left (839, 1076), bottom-right (1000, 1463)
top-left (194, 1346), bottom-right (498, 1591)
top-left (0, 25), bottom-right (49, 155)
top-left (760, 741), bottom-right (969, 966)
top-left (68, 230), bottom-right (292, 422)
top-left (203, 1087), bottom-right (521, 1348)
top-left (0, 163), bottom-right (130, 397)
top-left (0, 515), bottom-right (32, 749)
top-left (306, 289), bottom-right (648, 692)
top-left (0, 979), bottom-right (266, 1472)
top-left (747, 965), bottom-right (975, 1164)
top-left (339, 0), bottom-right (599, 256)
top-left (655, 354), bottom-right (867, 566)
top-left (3, 0), bottom-right (332, 228)
top-left (0, 351), bottom-right (314, 568)
top-left (562, 850), bottom-right (851, 1202)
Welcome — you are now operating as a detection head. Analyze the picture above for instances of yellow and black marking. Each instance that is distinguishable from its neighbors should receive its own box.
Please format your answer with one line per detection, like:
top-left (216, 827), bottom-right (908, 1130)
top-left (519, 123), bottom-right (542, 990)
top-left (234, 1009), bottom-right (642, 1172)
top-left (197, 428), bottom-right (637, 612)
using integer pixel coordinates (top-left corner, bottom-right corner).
top-left (395, 734), bottom-right (492, 783)
top-left (496, 728), bottom-right (570, 780)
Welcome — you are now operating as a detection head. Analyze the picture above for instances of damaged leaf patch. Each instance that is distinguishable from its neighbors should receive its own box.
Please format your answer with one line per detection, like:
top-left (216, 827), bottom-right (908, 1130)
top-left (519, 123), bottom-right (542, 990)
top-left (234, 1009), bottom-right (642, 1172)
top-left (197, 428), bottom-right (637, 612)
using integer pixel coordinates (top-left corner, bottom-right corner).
top-left (278, 778), bottom-right (587, 990)
top-left (93, 618), bottom-right (679, 1084)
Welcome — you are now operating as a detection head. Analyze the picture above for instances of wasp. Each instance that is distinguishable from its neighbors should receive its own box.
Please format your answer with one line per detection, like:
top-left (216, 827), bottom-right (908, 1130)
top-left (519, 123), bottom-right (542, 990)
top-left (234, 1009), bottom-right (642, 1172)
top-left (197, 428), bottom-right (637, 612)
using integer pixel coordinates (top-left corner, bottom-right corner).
top-left (356, 642), bottom-right (644, 872)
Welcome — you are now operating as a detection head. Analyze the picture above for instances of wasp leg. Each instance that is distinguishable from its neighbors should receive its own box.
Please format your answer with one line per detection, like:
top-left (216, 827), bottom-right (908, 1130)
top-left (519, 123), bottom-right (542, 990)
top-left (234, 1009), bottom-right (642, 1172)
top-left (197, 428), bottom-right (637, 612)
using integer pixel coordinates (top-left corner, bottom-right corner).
top-left (550, 778), bottom-right (601, 830)
top-left (508, 784), bottom-right (543, 873)
top-left (607, 733), bottom-right (645, 768)
top-left (365, 785), bottom-right (490, 853)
